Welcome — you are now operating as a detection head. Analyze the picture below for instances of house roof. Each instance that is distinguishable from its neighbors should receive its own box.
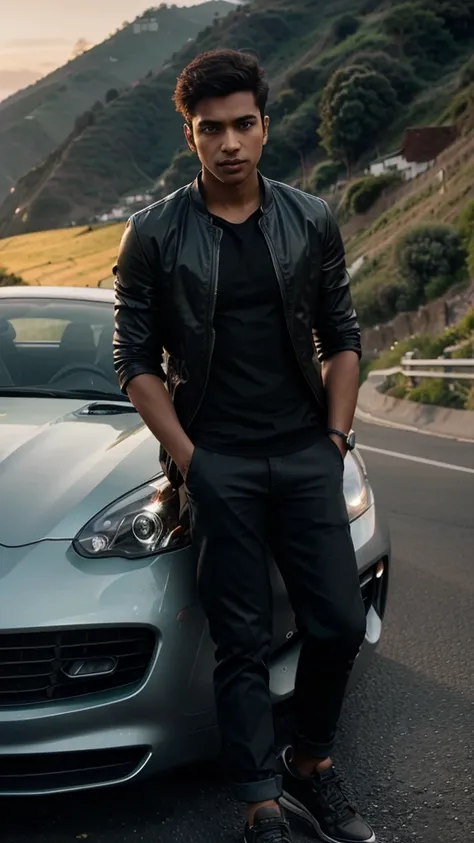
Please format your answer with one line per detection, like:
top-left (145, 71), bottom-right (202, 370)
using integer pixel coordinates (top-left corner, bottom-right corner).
top-left (401, 125), bottom-right (458, 163)
top-left (370, 149), bottom-right (402, 165)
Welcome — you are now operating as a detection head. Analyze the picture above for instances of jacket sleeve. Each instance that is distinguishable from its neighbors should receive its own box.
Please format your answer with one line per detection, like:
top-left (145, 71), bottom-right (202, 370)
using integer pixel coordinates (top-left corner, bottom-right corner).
top-left (313, 201), bottom-right (362, 362)
top-left (113, 216), bottom-right (166, 394)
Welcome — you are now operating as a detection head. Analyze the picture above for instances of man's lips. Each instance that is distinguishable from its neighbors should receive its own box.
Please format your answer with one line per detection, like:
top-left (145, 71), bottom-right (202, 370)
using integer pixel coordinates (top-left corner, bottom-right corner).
top-left (219, 159), bottom-right (246, 167)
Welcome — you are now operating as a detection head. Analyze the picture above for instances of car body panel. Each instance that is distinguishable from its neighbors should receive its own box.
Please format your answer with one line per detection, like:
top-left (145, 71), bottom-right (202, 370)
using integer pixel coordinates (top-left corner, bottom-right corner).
top-left (0, 501), bottom-right (389, 795)
top-left (0, 285), bottom-right (391, 796)
top-left (0, 398), bottom-right (157, 545)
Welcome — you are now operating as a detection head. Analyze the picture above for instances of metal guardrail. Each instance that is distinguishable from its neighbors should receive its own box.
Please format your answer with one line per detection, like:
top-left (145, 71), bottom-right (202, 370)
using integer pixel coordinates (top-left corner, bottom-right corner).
top-left (401, 354), bottom-right (474, 381)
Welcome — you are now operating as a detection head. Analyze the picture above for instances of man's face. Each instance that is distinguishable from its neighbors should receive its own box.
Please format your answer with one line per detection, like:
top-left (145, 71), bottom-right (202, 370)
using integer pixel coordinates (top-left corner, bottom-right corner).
top-left (185, 91), bottom-right (269, 185)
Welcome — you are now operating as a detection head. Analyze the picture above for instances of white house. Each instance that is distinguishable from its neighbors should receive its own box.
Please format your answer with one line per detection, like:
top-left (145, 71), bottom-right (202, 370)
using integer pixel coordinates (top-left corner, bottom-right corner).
top-left (367, 126), bottom-right (458, 183)
top-left (367, 151), bottom-right (434, 182)
top-left (133, 16), bottom-right (159, 33)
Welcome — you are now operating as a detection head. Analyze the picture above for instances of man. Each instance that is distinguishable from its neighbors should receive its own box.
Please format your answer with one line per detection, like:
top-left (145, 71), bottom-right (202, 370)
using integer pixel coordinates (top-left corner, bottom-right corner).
top-left (113, 48), bottom-right (374, 843)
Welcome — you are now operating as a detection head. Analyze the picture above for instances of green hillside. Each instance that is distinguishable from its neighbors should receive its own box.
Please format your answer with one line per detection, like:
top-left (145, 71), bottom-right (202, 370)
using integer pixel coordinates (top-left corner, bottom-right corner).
top-left (1, 0), bottom-right (474, 236)
top-left (0, 1), bottom-right (234, 206)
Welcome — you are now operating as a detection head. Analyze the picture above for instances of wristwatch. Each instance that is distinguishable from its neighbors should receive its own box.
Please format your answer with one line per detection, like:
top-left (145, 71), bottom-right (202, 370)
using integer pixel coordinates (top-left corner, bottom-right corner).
top-left (327, 428), bottom-right (356, 451)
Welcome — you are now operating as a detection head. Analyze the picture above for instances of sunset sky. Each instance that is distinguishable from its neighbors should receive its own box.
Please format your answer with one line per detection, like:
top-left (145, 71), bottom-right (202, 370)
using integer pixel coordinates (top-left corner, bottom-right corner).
top-left (0, 0), bottom-right (206, 101)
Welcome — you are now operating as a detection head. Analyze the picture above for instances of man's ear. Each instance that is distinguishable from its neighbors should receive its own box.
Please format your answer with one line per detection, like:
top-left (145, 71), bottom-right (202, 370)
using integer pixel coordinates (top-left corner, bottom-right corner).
top-left (184, 122), bottom-right (196, 153)
top-left (262, 115), bottom-right (270, 146)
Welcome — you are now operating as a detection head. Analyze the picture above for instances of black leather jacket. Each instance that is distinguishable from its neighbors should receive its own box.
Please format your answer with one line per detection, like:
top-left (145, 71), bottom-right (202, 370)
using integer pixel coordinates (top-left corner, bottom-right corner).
top-left (113, 174), bottom-right (361, 488)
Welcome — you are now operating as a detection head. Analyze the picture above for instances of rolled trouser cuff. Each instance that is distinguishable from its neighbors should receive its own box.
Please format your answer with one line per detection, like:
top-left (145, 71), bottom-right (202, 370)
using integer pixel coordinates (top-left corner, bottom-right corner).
top-left (234, 774), bottom-right (283, 803)
top-left (293, 735), bottom-right (335, 759)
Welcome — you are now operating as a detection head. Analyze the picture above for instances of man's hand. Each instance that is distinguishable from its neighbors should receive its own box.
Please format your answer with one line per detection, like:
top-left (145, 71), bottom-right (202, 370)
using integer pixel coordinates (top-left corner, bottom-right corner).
top-left (328, 432), bottom-right (347, 460)
top-left (178, 444), bottom-right (195, 483)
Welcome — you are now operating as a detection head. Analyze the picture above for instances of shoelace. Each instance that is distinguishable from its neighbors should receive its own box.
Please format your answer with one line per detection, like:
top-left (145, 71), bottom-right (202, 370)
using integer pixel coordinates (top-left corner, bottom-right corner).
top-left (254, 819), bottom-right (291, 842)
top-left (318, 773), bottom-right (358, 821)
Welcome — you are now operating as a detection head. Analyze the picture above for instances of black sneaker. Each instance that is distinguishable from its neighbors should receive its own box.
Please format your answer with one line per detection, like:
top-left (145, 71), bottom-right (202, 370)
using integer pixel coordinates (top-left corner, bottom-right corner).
top-left (244, 805), bottom-right (293, 842)
top-left (279, 747), bottom-right (376, 843)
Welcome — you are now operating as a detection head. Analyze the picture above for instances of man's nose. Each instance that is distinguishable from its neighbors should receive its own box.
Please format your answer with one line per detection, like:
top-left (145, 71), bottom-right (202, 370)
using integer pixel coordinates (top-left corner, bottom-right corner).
top-left (221, 130), bottom-right (241, 154)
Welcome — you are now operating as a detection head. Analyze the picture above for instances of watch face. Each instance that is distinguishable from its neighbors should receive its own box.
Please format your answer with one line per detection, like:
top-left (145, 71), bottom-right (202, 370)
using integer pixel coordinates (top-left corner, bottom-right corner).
top-left (347, 430), bottom-right (356, 450)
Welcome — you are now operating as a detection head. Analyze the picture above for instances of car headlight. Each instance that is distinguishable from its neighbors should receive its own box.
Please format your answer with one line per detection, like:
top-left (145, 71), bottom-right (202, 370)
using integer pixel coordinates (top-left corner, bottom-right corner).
top-left (343, 450), bottom-right (373, 522)
top-left (74, 476), bottom-right (191, 559)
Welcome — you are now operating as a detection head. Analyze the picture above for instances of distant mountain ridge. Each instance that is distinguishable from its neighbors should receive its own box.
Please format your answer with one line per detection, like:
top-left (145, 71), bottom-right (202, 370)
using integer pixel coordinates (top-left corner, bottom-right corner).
top-left (0, 1), bottom-right (235, 205)
top-left (1, 0), bottom-right (473, 237)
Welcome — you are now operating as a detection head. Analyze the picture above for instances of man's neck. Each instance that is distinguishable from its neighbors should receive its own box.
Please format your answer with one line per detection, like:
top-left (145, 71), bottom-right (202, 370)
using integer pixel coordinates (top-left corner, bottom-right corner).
top-left (201, 167), bottom-right (261, 224)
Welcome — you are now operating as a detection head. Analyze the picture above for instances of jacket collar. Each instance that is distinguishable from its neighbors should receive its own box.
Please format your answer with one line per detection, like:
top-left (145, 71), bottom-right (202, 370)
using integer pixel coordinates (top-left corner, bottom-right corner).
top-left (189, 170), bottom-right (273, 219)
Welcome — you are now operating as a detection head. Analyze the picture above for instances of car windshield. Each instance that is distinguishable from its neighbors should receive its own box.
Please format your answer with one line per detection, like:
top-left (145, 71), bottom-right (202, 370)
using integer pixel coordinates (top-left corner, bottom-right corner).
top-left (0, 296), bottom-right (125, 400)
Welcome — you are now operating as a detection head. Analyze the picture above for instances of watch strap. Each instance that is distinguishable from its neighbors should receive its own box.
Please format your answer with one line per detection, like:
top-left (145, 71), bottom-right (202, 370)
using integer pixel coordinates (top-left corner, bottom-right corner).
top-left (327, 428), bottom-right (348, 443)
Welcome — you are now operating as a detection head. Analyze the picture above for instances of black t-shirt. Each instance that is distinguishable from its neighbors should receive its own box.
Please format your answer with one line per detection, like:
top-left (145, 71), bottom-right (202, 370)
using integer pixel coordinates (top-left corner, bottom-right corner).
top-left (189, 209), bottom-right (323, 457)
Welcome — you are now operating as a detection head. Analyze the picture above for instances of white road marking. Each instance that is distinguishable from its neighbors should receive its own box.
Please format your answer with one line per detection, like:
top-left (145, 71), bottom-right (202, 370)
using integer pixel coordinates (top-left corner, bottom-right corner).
top-left (358, 444), bottom-right (474, 475)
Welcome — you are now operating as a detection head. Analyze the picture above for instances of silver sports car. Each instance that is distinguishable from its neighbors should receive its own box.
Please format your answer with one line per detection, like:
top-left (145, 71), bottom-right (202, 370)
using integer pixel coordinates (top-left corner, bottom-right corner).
top-left (0, 285), bottom-right (390, 796)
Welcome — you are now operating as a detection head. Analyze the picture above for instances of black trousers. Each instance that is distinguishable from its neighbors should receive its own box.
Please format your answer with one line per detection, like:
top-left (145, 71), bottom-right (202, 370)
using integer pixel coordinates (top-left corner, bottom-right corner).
top-left (185, 436), bottom-right (367, 804)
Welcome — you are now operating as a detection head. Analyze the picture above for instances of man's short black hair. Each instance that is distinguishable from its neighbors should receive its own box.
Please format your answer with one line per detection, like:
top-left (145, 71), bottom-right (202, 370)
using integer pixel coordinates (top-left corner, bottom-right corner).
top-left (173, 49), bottom-right (269, 122)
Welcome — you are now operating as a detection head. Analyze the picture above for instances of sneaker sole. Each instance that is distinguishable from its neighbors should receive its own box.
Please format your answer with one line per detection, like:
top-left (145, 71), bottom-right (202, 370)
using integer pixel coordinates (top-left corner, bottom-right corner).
top-left (280, 793), bottom-right (376, 843)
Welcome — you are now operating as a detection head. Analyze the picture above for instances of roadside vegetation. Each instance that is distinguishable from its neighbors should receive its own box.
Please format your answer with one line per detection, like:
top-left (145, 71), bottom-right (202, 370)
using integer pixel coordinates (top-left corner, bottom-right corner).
top-left (367, 306), bottom-right (474, 410)
top-left (0, 266), bottom-right (25, 287)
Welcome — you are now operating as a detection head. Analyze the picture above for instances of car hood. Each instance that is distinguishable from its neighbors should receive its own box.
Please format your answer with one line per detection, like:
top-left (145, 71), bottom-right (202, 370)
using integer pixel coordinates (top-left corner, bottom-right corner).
top-left (0, 398), bottom-right (162, 546)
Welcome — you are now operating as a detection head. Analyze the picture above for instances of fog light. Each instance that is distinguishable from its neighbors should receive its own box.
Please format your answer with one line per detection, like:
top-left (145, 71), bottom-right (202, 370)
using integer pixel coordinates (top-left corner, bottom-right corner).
top-left (375, 560), bottom-right (385, 579)
top-left (63, 657), bottom-right (117, 679)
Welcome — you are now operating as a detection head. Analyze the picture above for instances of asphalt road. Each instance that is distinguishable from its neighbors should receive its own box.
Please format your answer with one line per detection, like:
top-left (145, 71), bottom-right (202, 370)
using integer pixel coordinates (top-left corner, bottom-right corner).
top-left (2, 419), bottom-right (473, 843)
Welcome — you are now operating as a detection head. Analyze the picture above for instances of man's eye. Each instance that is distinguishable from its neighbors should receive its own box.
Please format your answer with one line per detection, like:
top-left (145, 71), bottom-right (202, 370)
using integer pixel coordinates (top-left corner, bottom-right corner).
top-left (202, 126), bottom-right (218, 134)
top-left (240, 121), bottom-right (254, 130)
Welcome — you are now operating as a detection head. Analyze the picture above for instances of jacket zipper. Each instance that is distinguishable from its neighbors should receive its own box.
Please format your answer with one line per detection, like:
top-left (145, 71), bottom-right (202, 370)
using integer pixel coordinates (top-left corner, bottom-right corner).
top-left (186, 225), bottom-right (222, 428)
top-left (259, 217), bottom-right (326, 414)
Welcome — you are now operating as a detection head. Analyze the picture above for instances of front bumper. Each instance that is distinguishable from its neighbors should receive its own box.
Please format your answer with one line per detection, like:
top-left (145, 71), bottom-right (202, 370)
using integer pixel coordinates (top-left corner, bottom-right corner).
top-left (0, 503), bottom-right (390, 795)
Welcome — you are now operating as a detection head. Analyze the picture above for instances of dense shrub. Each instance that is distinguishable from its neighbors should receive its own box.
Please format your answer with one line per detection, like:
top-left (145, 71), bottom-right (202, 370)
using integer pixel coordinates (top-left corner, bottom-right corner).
top-left (0, 267), bottom-right (26, 287)
top-left (457, 199), bottom-right (474, 244)
top-left (468, 239), bottom-right (474, 280)
top-left (332, 14), bottom-right (360, 43)
top-left (459, 55), bottom-right (474, 89)
top-left (352, 273), bottom-right (407, 326)
top-left (343, 172), bottom-right (400, 214)
top-left (409, 378), bottom-right (466, 409)
top-left (395, 224), bottom-right (468, 308)
top-left (307, 160), bottom-right (342, 193)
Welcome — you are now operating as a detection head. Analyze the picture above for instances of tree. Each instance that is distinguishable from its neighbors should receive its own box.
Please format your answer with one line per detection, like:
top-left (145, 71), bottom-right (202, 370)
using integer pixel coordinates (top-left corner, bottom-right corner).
top-left (287, 66), bottom-right (320, 96)
top-left (319, 67), bottom-right (398, 175)
top-left (74, 109), bottom-right (96, 134)
top-left (426, 0), bottom-right (474, 40)
top-left (383, 3), bottom-right (456, 65)
top-left (105, 88), bottom-right (120, 104)
top-left (72, 38), bottom-right (92, 59)
top-left (272, 88), bottom-right (302, 118)
top-left (350, 50), bottom-right (420, 103)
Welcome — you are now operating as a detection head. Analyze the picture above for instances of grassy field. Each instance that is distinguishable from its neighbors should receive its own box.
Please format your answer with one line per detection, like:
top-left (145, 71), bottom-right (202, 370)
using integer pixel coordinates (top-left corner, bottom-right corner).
top-left (1, 118), bottom-right (472, 295)
top-left (0, 222), bottom-right (123, 288)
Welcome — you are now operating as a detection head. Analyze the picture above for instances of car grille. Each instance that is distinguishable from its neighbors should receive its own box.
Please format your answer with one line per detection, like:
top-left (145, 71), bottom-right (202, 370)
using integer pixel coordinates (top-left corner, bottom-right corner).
top-left (0, 746), bottom-right (150, 794)
top-left (0, 626), bottom-right (156, 707)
